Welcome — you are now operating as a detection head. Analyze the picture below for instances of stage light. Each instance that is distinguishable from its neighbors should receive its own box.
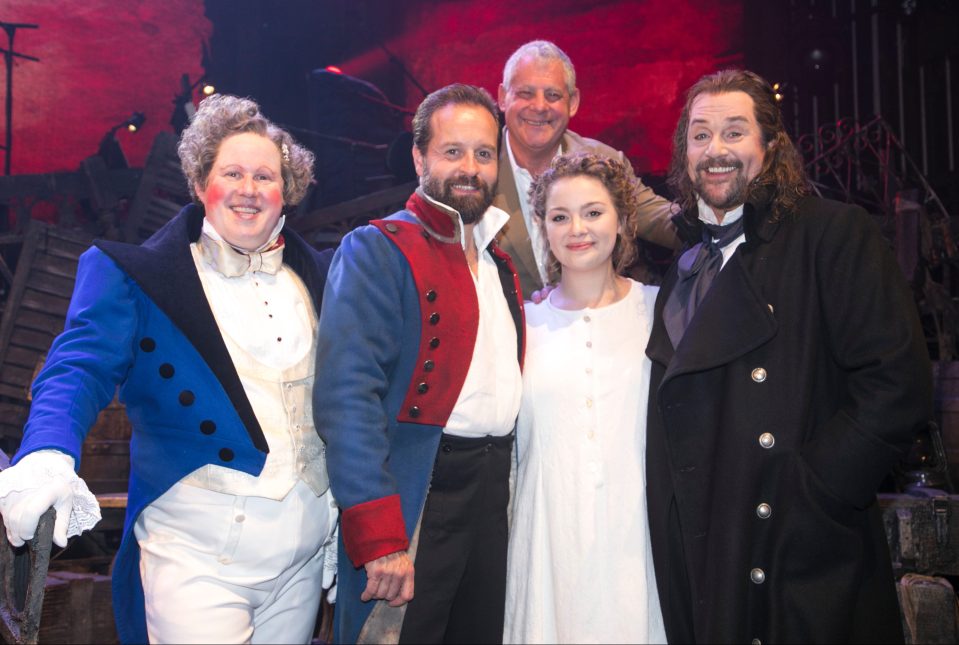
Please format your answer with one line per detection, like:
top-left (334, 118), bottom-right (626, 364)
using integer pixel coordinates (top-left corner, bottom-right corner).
top-left (325, 65), bottom-right (343, 74)
top-left (125, 111), bottom-right (146, 133)
top-left (202, 83), bottom-right (216, 96)
top-left (98, 110), bottom-right (145, 169)
top-left (772, 81), bottom-right (787, 102)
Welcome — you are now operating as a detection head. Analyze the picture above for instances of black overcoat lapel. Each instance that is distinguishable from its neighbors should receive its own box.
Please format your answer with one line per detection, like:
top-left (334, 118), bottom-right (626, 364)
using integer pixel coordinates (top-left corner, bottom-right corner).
top-left (663, 251), bottom-right (777, 383)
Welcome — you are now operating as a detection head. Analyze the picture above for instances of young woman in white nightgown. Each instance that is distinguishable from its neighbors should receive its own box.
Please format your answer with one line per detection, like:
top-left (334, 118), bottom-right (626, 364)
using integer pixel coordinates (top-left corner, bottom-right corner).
top-left (504, 153), bottom-right (667, 644)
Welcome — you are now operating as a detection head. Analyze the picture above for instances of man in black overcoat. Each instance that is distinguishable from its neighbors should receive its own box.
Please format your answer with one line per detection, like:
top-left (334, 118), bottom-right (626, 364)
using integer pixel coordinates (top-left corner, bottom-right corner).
top-left (645, 68), bottom-right (933, 644)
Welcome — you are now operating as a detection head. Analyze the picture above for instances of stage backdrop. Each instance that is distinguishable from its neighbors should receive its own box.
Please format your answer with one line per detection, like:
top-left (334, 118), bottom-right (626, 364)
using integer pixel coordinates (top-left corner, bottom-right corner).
top-left (333, 0), bottom-right (743, 175)
top-left (4, 0), bottom-right (741, 177)
top-left (2, 0), bottom-right (210, 175)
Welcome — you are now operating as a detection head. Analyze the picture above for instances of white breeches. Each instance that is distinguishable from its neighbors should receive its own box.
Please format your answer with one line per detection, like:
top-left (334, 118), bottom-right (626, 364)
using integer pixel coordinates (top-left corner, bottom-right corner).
top-left (134, 479), bottom-right (337, 644)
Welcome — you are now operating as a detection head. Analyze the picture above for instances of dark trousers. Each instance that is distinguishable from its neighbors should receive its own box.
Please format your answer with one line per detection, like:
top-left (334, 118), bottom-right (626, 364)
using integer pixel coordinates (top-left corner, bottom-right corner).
top-left (398, 431), bottom-right (513, 645)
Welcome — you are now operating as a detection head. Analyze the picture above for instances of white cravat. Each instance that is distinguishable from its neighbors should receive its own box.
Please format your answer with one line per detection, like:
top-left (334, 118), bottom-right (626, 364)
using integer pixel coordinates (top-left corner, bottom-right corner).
top-left (193, 219), bottom-right (313, 370)
top-left (697, 198), bottom-right (746, 268)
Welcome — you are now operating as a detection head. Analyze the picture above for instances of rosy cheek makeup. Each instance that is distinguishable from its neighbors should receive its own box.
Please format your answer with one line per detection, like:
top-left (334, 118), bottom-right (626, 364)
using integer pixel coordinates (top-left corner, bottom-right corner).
top-left (203, 183), bottom-right (225, 206)
top-left (263, 186), bottom-right (283, 206)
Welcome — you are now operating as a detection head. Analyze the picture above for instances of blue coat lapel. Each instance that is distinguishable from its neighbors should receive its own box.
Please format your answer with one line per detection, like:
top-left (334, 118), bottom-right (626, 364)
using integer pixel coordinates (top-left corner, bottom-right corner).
top-left (95, 204), bottom-right (268, 450)
top-left (94, 204), bottom-right (329, 452)
top-left (92, 204), bottom-right (331, 453)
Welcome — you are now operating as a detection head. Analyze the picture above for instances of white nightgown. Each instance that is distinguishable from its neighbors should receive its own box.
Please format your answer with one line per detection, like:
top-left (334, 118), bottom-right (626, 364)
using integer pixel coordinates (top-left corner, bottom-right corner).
top-left (504, 279), bottom-right (667, 644)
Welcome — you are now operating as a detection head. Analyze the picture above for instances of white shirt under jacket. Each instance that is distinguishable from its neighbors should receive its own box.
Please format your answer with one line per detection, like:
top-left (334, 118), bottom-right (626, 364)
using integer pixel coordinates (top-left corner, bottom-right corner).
top-left (419, 193), bottom-right (522, 439)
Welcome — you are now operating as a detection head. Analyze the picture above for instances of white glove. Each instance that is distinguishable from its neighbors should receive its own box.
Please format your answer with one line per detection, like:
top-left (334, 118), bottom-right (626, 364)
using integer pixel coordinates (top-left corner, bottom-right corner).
top-left (0, 450), bottom-right (101, 547)
top-left (322, 522), bottom-right (339, 604)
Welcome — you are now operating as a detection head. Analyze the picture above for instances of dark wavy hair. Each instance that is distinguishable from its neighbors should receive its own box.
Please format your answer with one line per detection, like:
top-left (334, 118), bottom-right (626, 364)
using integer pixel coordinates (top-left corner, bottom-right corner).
top-left (412, 84), bottom-right (499, 155)
top-left (529, 152), bottom-right (642, 283)
top-left (178, 94), bottom-right (314, 206)
top-left (667, 69), bottom-right (810, 220)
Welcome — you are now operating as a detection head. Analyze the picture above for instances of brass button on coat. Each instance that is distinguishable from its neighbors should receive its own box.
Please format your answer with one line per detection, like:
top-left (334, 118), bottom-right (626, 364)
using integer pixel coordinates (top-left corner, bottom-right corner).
top-left (751, 367), bottom-right (767, 382)
top-left (750, 568), bottom-right (766, 584)
top-left (756, 503), bottom-right (772, 519)
top-left (759, 432), bottom-right (775, 449)
top-left (385, 223), bottom-right (398, 233)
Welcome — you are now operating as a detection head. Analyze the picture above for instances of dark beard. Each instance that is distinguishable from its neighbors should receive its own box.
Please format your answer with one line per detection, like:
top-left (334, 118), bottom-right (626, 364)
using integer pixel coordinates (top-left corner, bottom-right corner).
top-left (422, 172), bottom-right (495, 225)
top-left (693, 156), bottom-right (749, 212)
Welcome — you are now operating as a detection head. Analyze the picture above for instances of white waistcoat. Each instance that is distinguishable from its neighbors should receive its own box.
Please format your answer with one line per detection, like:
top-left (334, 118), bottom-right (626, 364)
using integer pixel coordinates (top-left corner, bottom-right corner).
top-left (182, 245), bottom-right (329, 500)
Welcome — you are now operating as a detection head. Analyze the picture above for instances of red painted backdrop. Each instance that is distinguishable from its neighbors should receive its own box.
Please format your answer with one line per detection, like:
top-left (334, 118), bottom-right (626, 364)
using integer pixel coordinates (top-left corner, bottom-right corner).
top-left (4, 0), bottom-right (742, 177)
top-left (2, 0), bottom-right (210, 175)
top-left (334, 0), bottom-right (743, 175)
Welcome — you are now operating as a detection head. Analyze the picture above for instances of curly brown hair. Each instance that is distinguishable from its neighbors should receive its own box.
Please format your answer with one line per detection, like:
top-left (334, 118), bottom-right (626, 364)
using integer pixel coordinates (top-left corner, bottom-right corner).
top-left (667, 69), bottom-right (809, 221)
top-left (529, 152), bottom-right (641, 283)
top-left (178, 94), bottom-right (315, 206)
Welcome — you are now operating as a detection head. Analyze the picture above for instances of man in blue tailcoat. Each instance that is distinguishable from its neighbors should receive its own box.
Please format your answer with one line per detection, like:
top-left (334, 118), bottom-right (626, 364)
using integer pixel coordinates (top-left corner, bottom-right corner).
top-left (0, 95), bottom-right (337, 644)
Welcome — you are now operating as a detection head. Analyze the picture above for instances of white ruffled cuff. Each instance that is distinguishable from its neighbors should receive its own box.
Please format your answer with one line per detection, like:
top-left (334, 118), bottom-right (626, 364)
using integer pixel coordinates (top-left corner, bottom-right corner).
top-left (322, 522), bottom-right (339, 603)
top-left (66, 476), bottom-right (102, 537)
top-left (0, 449), bottom-right (101, 538)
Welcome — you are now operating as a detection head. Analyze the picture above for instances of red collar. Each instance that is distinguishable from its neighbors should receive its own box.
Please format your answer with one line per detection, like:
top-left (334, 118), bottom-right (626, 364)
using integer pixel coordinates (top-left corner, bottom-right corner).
top-left (405, 190), bottom-right (460, 241)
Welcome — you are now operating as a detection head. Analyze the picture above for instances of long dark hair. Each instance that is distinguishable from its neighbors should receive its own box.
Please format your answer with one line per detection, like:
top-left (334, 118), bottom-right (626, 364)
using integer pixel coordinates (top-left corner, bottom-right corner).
top-left (667, 69), bottom-right (810, 220)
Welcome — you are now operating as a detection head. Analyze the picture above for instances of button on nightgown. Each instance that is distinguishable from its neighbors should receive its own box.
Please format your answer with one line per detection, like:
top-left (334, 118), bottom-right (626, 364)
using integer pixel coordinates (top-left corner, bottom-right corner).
top-left (504, 279), bottom-right (667, 644)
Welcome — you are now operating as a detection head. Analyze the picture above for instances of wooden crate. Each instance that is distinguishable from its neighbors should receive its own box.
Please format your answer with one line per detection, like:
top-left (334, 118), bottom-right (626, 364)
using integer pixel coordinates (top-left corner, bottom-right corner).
top-left (78, 400), bottom-right (132, 495)
top-left (897, 574), bottom-right (959, 645)
top-left (934, 361), bottom-right (959, 489)
top-left (38, 571), bottom-right (117, 644)
top-left (122, 131), bottom-right (190, 244)
top-left (0, 221), bottom-right (92, 446)
top-left (293, 180), bottom-right (416, 247)
top-left (0, 217), bottom-right (133, 492)
top-left (78, 440), bottom-right (130, 496)
top-left (880, 492), bottom-right (959, 577)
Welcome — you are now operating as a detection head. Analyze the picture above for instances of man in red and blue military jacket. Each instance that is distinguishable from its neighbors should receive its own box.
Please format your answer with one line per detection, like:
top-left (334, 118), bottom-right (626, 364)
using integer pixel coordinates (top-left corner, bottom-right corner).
top-left (314, 84), bottom-right (525, 645)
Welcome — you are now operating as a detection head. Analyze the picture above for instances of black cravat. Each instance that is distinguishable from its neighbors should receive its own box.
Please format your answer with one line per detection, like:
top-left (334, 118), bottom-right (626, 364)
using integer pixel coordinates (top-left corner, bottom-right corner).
top-left (662, 217), bottom-right (745, 348)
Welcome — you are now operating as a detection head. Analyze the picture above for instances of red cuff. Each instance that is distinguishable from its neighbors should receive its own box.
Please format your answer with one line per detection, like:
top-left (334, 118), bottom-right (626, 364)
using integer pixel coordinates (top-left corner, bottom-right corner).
top-left (342, 494), bottom-right (410, 567)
